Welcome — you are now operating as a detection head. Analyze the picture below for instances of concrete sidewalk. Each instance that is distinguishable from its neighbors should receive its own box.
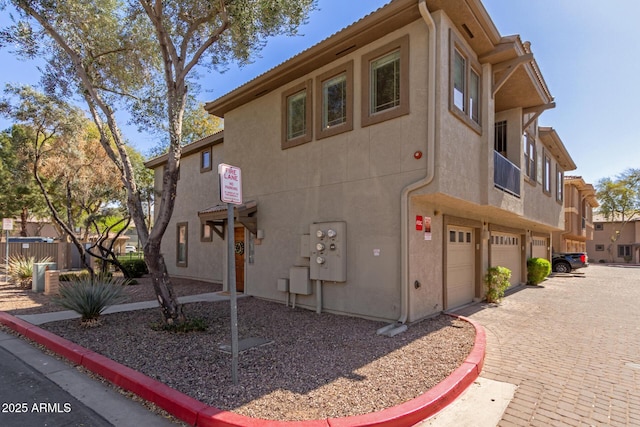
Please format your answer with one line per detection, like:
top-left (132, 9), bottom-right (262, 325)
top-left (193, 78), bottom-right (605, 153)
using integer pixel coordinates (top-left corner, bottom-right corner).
top-left (0, 328), bottom-right (177, 426)
top-left (16, 291), bottom-right (240, 325)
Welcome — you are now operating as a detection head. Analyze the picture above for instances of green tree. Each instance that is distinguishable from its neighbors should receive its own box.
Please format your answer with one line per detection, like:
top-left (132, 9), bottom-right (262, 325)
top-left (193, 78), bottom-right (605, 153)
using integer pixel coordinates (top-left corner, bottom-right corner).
top-left (1, 0), bottom-right (316, 324)
top-left (0, 85), bottom-right (131, 274)
top-left (596, 169), bottom-right (640, 261)
top-left (0, 126), bottom-right (49, 235)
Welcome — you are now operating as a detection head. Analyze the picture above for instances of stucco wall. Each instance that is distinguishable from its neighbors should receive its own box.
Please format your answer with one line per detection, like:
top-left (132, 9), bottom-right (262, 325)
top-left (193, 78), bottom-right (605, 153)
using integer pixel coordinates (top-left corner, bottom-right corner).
top-left (221, 21), bottom-right (431, 321)
top-left (157, 145), bottom-right (225, 283)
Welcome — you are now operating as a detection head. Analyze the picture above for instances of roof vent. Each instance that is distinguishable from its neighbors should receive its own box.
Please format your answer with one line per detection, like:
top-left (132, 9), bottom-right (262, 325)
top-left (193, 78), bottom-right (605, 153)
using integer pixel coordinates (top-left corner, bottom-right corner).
top-left (461, 24), bottom-right (474, 39)
top-left (335, 44), bottom-right (356, 57)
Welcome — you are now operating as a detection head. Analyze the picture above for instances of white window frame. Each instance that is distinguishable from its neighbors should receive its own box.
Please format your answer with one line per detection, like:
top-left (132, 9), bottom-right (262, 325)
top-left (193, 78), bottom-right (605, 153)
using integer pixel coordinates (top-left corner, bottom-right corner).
top-left (361, 35), bottom-right (410, 127)
top-left (449, 30), bottom-right (482, 132)
top-left (315, 61), bottom-right (353, 140)
top-left (281, 80), bottom-right (312, 149)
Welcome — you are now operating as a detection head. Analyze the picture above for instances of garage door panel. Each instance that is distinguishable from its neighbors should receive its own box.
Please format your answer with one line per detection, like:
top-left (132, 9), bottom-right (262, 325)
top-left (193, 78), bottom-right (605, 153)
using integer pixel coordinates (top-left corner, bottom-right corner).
top-left (491, 232), bottom-right (521, 286)
top-left (447, 226), bottom-right (475, 309)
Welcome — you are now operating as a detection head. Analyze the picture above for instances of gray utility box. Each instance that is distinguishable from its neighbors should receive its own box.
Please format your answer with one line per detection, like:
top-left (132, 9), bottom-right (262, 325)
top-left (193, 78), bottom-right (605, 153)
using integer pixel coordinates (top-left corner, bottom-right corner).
top-left (309, 221), bottom-right (346, 282)
top-left (32, 262), bottom-right (57, 292)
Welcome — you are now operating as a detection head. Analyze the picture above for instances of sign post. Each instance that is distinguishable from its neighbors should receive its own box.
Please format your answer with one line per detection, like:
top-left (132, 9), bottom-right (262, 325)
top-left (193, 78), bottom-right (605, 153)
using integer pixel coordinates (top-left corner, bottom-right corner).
top-left (3, 218), bottom-right (13, 282)
top-left (218, 164), bottom-right (243, 385)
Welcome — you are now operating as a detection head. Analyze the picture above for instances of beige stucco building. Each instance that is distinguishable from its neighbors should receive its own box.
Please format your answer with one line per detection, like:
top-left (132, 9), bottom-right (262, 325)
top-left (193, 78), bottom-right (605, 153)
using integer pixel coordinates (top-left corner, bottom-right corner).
top-left (552, 176), bottom-right (598, 253)
top-left (588, 216), bottom-right (640, 264)
top-left (146, 0), bottom-right (578, 325)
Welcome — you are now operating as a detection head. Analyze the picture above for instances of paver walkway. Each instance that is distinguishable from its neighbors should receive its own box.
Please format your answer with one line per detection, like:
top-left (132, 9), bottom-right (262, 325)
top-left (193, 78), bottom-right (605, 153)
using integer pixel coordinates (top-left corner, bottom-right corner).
top-left (453, 265), bottom-right (640, 426)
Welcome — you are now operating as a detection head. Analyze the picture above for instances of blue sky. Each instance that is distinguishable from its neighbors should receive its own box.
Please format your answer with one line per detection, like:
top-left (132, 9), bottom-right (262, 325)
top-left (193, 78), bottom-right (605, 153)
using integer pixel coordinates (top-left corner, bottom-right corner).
top-left (1, 1), bottom-right (638, 186)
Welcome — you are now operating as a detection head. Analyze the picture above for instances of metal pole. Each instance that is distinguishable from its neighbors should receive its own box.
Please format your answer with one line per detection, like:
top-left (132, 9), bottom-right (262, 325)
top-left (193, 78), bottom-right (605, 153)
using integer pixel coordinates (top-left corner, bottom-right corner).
top-left (227, 204), bottom-right (239, 385)
top-left (5, 230), bottom-right (8, 283)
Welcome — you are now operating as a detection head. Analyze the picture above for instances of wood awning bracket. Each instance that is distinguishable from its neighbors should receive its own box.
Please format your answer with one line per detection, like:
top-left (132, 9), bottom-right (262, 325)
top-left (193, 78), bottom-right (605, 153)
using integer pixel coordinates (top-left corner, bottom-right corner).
top-left (522, 102), bottom-right (556, 130)
top-left (199, 201), bottom-right (258, 240)
top-left (492, 53), bottom-right (533, 96)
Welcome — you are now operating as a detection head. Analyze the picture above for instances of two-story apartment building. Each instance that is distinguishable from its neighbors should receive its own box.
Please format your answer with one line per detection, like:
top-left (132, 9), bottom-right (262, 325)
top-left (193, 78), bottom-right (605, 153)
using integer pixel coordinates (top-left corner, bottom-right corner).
top-left (147, 0), bottom-right (577, 324)
top-left (552, 176), bottom-right (598, 254)
top-left (588, 215), bottom-right (640, 264)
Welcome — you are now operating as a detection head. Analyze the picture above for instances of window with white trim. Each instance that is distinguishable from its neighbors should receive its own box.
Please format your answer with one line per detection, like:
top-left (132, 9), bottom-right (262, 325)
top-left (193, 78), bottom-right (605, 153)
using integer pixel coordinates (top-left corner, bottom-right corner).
top-left (556, 166), bottom-right (564, 202)
top-left (543, 154), bottom-right (551, 194)
top-left (524, 133), bottom-right (536, 182)
top-left (450, 31), bottom-right (481, 129)
top-left (281, 80), bottom-right (312, 149)
top-left (361, 35), bottom-right (409, 127)
top-left (315, 61), bottom-right (353, 139)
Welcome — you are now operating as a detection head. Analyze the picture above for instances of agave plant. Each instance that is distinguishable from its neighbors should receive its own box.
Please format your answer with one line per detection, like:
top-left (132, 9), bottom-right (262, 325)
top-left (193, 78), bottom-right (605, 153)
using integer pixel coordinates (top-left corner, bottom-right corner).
top-left (54, 276), bottom-right (129, 327)
top-left (7, 255), bottom-right (53, 288)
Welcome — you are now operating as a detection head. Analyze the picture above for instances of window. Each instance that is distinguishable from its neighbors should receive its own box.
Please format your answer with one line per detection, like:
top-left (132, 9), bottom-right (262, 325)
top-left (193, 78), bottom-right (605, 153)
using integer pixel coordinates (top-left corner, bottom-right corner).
top-left (450, 31), bottom-right (481, 130)
top-left (315, 61), bottom-right (353, 139)
top-left (281, 80), bottom-right (312, 149)
top-left (361, 35), bottom-right (409, 127)
top-left (200, 148), bottom-right (212, 173)
top-left (618, 245), bottom-right (632, 258)
top-left (176, 222), bottom-right (188, 267)
top-left (543, 154), bottom-right (551, 194)
top-left (595, 244), bottom-right (604, 251)
top-left (494, 120), bottom-right (507, 156)
top-left (524, 134), bottom-right (536, 182)
top-left (595, 223), bottom-right (604, 231)
top-left (556, 166), bottom-right (564, 202)
top-left (201, 222), bottom-right (212, 242)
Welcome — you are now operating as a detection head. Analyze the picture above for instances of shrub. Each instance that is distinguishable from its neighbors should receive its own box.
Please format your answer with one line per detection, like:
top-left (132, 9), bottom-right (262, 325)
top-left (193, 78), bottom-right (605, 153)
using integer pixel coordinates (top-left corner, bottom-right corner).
top-left (484, 266), bottom-right (511, 303)
top-left (53, 276), bottom-right (129, 327)
top-left (527, 257), bottom-right (551, 285)
top-left (119, 259), bottom-right (148, 278)
top-left (7, 255), bottom-right (52, 288)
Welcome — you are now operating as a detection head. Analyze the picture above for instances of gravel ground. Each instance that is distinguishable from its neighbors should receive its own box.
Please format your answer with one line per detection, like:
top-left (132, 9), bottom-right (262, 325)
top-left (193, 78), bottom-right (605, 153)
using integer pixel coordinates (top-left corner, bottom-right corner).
top-left (1, 277), bottom-right (476, 422)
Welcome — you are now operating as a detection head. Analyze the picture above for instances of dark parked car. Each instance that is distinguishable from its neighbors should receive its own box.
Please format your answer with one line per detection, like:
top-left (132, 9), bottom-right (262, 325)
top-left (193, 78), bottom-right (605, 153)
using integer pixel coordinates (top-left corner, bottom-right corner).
top-left (552, 252), bottom-right (589, 273)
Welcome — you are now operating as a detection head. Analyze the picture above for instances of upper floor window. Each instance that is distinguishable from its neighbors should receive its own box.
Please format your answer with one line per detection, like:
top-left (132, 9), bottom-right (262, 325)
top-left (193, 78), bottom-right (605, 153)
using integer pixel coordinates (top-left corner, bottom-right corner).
top-left (595, 223), bottom-right (604, 231)
top-left (315, 61), bottom-right (353, 139)
top-left (543, 154), bottom-right (551, 194)
top-left (524, 133), bottom-right (536, 182)
top-left (281, 80), bottom-right (312, 149)
top-left (450, 31), bottom-right (481, 130)
top-left (494, 120), bottom-right (507, 156)
top-left (556, 166), bottom-right (564, 202)
top-left (361, 35), bottom-right (409, 127)
top-left (200, 148), bottom-right (212, 173)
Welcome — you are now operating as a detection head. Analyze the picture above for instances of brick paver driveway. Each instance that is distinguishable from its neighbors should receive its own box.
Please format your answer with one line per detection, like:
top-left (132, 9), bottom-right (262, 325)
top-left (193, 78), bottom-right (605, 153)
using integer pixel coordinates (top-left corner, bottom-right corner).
top-left (454, 264), bottom-right (640, 426)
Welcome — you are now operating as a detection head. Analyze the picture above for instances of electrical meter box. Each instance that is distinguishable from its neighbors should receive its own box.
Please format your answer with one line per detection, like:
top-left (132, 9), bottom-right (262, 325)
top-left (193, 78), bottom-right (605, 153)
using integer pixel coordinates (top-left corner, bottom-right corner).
top-left (309, 221), bottom-right (346, 282)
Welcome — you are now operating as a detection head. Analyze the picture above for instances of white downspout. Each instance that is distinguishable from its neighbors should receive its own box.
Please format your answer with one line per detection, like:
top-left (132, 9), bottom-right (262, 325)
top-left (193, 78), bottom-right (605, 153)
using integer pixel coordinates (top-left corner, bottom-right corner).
top-left (397, 0), bottom-right (437, 324)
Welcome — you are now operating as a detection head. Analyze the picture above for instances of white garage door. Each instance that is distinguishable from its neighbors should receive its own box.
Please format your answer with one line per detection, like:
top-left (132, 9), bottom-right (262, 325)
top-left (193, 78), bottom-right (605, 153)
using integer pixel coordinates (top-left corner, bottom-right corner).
top-left (446, 226), bottom-right (475, 309)
top-left (491, 232), bottom-right (521, 286)
top-left (532, 237), bottom-right (548, 260)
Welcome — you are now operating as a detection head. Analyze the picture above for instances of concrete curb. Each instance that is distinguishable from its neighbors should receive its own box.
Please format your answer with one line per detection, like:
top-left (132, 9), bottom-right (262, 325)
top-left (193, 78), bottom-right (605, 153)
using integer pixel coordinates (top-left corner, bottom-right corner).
top-left (0, 311), bottom-right (484, 427)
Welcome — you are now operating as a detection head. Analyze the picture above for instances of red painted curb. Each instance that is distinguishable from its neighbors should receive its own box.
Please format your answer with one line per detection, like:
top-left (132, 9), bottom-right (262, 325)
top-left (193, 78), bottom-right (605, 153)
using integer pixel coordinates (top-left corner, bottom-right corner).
top-left (0, 311), bottom-right (485, 427)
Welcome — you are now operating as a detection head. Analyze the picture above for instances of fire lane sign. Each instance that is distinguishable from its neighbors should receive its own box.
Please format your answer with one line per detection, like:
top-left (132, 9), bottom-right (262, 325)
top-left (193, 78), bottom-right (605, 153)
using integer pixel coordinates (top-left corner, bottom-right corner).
top-left (218, 163), bottom-right (243, 205)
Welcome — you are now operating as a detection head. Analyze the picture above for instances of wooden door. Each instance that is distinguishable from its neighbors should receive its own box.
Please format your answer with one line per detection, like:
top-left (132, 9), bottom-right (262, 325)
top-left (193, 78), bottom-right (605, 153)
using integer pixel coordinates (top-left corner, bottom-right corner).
top-left (234, 227), bottom-right (245, 292)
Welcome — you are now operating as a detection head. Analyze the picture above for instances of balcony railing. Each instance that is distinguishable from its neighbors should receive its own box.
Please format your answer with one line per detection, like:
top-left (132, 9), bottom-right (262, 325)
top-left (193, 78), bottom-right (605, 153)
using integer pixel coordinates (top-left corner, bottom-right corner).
top-left (494, 151), bottom-right (521, 197)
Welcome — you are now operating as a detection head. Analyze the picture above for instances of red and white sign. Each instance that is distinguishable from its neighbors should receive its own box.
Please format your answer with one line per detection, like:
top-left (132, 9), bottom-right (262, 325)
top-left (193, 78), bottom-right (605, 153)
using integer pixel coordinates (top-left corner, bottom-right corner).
top-left (218, 163), bottom-right (243, 205)
top-left (415, 216), bottom-right (423, 231)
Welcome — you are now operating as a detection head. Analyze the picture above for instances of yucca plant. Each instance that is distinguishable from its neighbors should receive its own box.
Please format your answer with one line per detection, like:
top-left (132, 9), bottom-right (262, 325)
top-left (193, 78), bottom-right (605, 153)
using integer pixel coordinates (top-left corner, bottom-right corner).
top-left (53, 276), bottom-right (129, 327)
top-left (7, 255), bottom-right (53, 288)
